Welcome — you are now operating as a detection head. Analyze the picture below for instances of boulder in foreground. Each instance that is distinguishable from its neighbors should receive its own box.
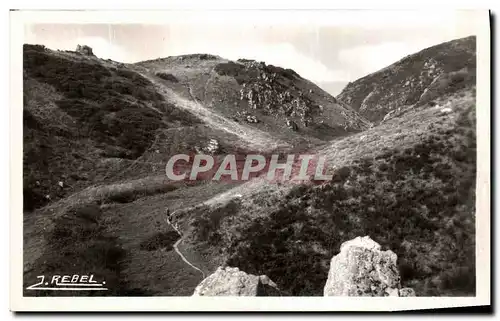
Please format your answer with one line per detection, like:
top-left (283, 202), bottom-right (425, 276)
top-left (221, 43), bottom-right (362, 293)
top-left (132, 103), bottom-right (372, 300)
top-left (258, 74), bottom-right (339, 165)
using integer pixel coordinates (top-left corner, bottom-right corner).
top-left (324, 236), bottom-right (415, 296)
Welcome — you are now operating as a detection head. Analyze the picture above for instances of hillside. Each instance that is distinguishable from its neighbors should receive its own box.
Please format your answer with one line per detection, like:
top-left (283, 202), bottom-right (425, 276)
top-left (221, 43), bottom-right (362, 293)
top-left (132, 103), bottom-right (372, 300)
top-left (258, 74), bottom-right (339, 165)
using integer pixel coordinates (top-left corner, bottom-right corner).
top-left (22, 44), bottom-right (367, 296)
top-left (25, 45), bottom-right (334, 211)
top-left (23, 36), bottom-right (476, 297)
top-left (165, 37), bottom-right (477, 296)
top-left (337, 36), bottom-right (476, 123)
top-left (174, 86), bottom-right (476, 296)
top-left (136, 55), bottom-right (370, 145)
top-left (23, 44), bottom-right (205, 211)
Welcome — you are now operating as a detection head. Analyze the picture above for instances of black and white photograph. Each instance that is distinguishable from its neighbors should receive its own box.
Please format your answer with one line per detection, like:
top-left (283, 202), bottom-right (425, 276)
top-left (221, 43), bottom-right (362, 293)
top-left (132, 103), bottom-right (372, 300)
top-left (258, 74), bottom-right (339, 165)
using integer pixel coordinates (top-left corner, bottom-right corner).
top-left (9, 9), bottom-right (490, 311)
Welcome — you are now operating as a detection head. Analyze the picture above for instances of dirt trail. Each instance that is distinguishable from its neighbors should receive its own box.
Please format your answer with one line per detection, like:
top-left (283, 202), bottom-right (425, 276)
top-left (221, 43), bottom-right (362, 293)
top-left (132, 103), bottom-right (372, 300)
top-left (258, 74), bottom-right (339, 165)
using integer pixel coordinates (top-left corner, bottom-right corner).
top-left (138, 70), bottom-right (289, 152)
top-left (166, 210), bottom-right (206, 279)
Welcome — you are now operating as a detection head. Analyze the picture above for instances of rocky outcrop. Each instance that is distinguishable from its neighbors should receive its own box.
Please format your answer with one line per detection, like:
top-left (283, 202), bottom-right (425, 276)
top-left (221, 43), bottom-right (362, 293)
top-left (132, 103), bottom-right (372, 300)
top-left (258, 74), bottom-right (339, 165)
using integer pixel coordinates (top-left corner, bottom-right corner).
top-left (324, 236), bottom-right (415, 297)
top-left (76, 44), bottom-right (94, 56)
top-left (218, 59), bottom-right (369, 132)
top-left (195, 138), bottom-right (220, 155)
top-left (192, 266), bottom-right (280, 296)
top-left (236, 64), bottom-right (317, 127)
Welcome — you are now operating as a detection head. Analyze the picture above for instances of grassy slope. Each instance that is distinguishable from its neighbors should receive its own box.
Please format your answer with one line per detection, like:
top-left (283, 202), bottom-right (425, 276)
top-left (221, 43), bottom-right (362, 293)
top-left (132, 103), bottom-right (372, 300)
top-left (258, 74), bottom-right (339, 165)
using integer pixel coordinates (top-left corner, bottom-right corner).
top-left (23, 175), bottom-right (241, 296)
top-left (177, 88), bottom-right (476, 296)
top-left (23, 44), bottom-right (203, 211)
top-left (337, 36), bottom-right (476, 123)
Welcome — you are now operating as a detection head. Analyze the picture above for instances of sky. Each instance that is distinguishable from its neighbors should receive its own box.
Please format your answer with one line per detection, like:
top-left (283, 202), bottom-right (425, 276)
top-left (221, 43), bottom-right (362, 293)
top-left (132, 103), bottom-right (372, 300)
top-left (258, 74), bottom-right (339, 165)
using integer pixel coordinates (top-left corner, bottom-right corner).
top-left (23, 11), bottom-right (478, 95)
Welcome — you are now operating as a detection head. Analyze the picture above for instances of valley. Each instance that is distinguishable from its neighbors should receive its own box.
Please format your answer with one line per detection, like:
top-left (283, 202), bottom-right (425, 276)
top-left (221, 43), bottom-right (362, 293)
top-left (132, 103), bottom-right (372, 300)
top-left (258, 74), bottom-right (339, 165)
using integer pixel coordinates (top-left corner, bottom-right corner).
top-left (22, 36), bottom-right (477, 297)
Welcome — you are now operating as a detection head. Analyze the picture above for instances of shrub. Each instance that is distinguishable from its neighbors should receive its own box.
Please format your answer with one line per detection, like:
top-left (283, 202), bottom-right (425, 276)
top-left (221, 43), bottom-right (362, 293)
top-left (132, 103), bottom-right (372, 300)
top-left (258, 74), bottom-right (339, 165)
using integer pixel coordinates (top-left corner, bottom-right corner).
top-left (103, 184), bottom-right (178, 204)
top-left (199, 54), bottom-right (218, 60)
top-left (139, 231), bottom-right (180, 251)
top-left (72, 204), bottom-right (101, 223)
top-left (156, 72), bottom-right (179, 83)
top-left (213, 62), bottom-right (246, 79)
top-left (190, 199), bottom-right (241, 245)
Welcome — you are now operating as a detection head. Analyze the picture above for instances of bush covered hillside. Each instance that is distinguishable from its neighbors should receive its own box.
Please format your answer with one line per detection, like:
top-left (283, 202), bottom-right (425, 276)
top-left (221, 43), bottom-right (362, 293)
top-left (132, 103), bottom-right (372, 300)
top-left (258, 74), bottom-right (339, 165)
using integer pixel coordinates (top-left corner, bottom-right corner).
top-left (337, 36), bottom-right (476, 123)
top-left (23, 44), bottom-right (206, 211)
top-left (178, 87), bottom-right (476, 296)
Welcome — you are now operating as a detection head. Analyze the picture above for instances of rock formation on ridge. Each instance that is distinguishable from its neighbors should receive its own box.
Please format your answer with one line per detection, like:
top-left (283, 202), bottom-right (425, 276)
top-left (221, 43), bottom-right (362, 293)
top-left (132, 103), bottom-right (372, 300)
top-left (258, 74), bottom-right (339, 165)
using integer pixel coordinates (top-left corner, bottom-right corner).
top-left (76, 44), bottom-right (94, 56)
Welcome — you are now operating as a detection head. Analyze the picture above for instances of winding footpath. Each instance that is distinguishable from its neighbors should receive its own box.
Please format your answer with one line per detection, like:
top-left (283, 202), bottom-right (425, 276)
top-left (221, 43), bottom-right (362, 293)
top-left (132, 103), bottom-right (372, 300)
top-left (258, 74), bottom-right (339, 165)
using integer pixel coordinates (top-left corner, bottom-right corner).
top-left (166, 210), bottom-right (206, 279)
